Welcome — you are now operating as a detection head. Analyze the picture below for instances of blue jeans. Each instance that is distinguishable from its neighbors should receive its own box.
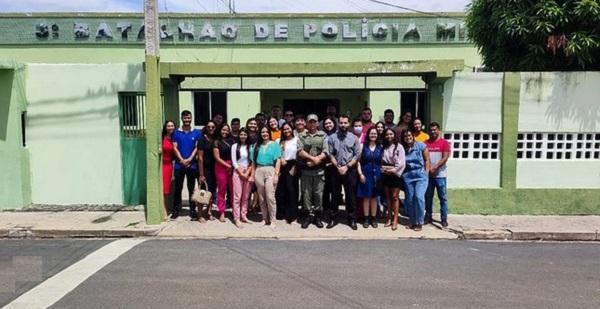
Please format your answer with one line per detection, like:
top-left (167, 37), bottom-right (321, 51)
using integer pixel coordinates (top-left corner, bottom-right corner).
top-left (425, 177), bottom-right (449, 221)
top-left (404, 178), bottom-right (428, 225)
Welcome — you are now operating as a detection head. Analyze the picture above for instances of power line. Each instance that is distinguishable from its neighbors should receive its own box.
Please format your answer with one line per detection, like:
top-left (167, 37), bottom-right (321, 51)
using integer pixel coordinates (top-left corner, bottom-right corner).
top-left (364, 0), bottom-right (462, 19)
top-left (344, 0), bottom-right (370, 13)
top-left (193, 0), bottom-right (210, 13)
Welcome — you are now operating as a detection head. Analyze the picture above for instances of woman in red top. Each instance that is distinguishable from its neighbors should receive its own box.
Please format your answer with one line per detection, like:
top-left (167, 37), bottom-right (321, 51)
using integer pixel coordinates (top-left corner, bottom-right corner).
top-left (162, 120), bottom-right (176, 220)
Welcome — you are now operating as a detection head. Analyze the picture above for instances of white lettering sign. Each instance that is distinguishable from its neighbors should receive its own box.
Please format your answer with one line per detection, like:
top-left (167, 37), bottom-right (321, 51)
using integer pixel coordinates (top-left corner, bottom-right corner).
top-left (274, 24), bottom-right (288, 39)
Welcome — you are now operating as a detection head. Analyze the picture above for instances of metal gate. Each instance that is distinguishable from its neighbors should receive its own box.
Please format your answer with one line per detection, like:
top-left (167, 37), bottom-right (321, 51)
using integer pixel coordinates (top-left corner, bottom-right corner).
top-left (118, 92), bottom-right (147, 205)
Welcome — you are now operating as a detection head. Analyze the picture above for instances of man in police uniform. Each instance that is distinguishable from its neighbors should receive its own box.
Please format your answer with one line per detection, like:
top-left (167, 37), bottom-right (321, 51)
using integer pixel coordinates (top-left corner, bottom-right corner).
top-left (297, 114), bottom-right (328, 229)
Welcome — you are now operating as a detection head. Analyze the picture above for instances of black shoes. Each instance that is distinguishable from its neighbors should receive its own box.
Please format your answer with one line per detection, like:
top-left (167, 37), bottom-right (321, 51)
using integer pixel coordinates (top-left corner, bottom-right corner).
top-left (441, 220), bottom-right (449, 227)
top-left (301, 216), bottom-right (312, 229)
top-left (170, 212), bottom-right (179, 220)
top-left (189, 209), bottom-right (198, 221)
top-left (302, 214), bottom-right (325, 228)
top-left (370, 216), bottom-right (378, 228)
top-left (361, 216), bottom-right (378, 228)
top-left (326, 219), bottom-right (338, 229)
top-left (349, 219), bottom-right (358, 230)
top-left (362, 219), bottom-right (369, 228)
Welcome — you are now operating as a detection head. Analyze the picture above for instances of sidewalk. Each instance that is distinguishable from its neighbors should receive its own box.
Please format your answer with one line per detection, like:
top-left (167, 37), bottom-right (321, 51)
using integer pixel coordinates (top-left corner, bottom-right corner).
top-left (0, 211), bottom-right (163, 238)
top-left (1, 210), bottom-right (598, 241)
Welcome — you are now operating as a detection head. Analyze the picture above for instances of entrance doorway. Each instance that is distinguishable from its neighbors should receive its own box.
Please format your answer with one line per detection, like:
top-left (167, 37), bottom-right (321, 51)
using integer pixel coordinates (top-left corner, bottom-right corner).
top-left (283, 99), bottom-right (340, 119)
top-left (400, 91), bottom-right (427, 120)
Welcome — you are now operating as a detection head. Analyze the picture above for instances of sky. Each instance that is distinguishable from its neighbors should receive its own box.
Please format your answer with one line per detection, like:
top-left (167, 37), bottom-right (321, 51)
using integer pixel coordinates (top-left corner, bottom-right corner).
top-left (0, 0), bottom-right (471, 13)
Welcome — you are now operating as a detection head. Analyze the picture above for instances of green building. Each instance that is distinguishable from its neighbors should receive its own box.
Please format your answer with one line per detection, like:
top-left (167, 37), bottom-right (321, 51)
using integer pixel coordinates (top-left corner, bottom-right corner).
top-left (0, 13), bottom-right (598, 223)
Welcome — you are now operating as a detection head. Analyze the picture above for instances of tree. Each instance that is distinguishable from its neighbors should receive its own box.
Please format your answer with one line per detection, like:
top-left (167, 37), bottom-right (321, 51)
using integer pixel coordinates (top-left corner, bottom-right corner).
top-left (466, 0), bottom-right (600, 71)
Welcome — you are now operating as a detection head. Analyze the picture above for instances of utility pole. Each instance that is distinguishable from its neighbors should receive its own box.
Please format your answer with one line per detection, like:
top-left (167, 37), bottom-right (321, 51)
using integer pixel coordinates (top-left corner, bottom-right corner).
top-left (144, 0), bottom-right (164, 224)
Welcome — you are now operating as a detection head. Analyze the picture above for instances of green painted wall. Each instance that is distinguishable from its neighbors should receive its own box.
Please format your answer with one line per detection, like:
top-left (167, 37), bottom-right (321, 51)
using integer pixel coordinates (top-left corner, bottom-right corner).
top-left (178, 91), bottom-right (193, 126)
top-left (369, 91), bottom-right (400, 123)
top-left (519, 72), bottom-right (600, 132)
top-left (228, 92), bottom-right (261, 124)
top-left (443, 72), bottom-right (503, 132)
top-left (26, 63), bottom-right (144, 205)
top-left (517, 72), bottom-right (600, 189)
top-left (0, 45), bottom-right (481, 67)
top-left (0, 65), bottom-right (31, 209)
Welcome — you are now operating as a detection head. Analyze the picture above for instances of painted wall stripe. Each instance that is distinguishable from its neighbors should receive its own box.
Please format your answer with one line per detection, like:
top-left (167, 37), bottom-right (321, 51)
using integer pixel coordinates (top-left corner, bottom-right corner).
top-left (3, 239), bottom-right (146, 309)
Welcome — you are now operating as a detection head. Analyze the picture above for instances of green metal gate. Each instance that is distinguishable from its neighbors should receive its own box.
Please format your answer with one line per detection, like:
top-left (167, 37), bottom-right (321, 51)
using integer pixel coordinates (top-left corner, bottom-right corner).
top-left (118, 92), bottom-right (147, 205)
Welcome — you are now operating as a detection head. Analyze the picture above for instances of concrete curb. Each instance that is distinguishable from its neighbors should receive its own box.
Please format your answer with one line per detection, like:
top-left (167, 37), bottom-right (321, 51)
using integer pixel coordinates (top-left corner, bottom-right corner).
top-left (155, 235), bottom-right (458, 240)
top-left (1, 227), bottom-right (598, 241)
top-left (0, 228), bottom-right (162, 239)
top-left (456, 229), bottom-right (600, 241)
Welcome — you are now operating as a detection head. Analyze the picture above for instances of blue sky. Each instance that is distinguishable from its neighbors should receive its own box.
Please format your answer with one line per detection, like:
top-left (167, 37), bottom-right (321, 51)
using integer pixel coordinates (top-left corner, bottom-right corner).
top-left (0, 0), bottom-right (471, 13)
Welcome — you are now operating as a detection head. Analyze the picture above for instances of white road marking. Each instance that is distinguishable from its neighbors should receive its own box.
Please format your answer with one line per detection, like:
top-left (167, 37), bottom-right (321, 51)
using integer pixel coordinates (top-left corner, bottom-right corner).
top-left (3, 239), bottom-right (147, 309)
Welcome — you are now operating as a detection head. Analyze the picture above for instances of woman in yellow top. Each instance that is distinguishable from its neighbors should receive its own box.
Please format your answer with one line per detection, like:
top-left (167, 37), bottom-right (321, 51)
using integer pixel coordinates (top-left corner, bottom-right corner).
top-left (268, 117), bottom-right (281, 141)
top-left (413, 118), bottom-right (430, 142)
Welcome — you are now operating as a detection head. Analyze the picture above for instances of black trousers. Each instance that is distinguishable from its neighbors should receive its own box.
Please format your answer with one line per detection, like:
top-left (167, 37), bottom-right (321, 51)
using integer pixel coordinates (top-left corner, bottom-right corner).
top-left (202, 165), bottom-right (217, 198)
top-left (173, 167), bottom-right (197, 216)
top-left (276, 161), bottom-right (299, 222)
top-left (331, 167), bottom-right (358, 220)
top-left (322, 164), bottom-right (336, 217)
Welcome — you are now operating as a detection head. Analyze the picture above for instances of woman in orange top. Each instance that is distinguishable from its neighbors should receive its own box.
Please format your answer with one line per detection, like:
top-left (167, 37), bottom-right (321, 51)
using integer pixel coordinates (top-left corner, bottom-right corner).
top-left (161, 120), bottom-right (176, 219)
top-left (268, 117), bottom-right (281, 141)
top-left (413, 118), bottom-right (430, 142)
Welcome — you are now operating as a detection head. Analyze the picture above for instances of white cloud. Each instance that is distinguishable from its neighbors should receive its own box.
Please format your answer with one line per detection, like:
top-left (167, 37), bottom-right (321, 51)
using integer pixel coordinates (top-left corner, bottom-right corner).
top-left (0, 0), bottom-right (138, 12)
top-left (0, 0), bottom-right (471, 13)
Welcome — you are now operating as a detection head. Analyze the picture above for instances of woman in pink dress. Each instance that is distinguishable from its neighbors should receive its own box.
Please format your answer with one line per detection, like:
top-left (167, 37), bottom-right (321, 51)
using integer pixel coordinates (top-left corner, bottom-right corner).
top-left (162, 120), bottom-right (176, 219)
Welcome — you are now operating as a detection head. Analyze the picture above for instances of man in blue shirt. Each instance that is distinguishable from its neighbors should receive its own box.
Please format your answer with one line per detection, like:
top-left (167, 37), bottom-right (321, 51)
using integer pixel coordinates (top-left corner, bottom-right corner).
top-left (171, 110), bottom-right (202, 220)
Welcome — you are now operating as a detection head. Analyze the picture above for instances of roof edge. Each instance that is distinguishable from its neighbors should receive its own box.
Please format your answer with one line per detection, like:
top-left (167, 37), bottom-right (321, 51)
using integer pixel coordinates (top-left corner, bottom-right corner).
top-left (0, 12), bottom-right (466, 19)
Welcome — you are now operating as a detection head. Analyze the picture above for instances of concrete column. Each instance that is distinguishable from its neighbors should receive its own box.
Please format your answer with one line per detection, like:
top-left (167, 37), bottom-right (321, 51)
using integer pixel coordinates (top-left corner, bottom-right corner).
top-left (162, 81), bottom-right (180, 125)
top-left (427, 81), bottom-right (445, 128)
top-left (145, 55), bottom-right (164, 224)
top-left (500, 72), bottom-right (521, 190)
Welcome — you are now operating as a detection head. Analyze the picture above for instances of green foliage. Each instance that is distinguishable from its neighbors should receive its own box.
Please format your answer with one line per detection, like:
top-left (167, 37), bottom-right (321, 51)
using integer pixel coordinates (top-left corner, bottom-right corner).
top-left (466, 0), bottom-right (600, 71)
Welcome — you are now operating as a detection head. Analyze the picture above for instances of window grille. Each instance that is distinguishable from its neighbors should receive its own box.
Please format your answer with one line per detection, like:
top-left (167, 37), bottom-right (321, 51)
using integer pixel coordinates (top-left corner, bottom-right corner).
top-left (517, 133), bottom-right (600, 160)
top-left (443, 132), bottom-right (500, 160)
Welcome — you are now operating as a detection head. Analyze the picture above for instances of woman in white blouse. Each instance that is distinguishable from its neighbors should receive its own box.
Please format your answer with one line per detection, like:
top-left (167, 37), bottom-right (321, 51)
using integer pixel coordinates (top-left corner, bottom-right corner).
top-left (276, 122), bottom-right (300, 224)
top-left (381, 128), bottom-right (406, 230)
top-left (231, 128), bottom-right (253, 228)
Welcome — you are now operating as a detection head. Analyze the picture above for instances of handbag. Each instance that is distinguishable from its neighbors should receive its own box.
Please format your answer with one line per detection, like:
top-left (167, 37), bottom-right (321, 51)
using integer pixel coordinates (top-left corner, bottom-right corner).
top-left (191, 181), bottom-right (212, 205)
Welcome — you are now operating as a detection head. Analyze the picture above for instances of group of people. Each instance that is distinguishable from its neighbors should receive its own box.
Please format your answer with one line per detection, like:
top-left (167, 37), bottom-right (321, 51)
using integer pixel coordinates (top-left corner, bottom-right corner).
top-left (161, 105), bottom-right (450, 231)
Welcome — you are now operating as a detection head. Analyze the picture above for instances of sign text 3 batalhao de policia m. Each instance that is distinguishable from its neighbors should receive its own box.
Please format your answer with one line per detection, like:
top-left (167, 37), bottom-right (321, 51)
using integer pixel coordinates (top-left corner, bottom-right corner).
top-left (2, 16), bottom-right (468, 45)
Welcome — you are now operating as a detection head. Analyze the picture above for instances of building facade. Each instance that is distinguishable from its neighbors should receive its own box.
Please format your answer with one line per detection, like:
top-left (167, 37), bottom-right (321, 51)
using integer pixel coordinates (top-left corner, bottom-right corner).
top-left (0, 13), bottom-right (598, 223)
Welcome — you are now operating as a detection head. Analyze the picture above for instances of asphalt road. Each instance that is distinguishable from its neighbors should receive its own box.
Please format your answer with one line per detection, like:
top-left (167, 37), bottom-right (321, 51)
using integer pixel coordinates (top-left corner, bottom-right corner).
top-left (2, 239), bottom-right (599, 308)
top-left (0, 239), bottom-right (111, 307)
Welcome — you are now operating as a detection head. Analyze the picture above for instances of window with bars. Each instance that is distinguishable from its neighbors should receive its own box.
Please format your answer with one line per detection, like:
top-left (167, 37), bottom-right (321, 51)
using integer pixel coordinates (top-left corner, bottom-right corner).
top-left (194, 91), bottom-right (227, 126)
top-left (443, 132), bottom-right (500, 160)
top-left (517, 132), bottom-right (600, 160)
top-left (118, 92), bottom-right (166, 138)
top-left (119, 93), bottom-right (146, 138)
